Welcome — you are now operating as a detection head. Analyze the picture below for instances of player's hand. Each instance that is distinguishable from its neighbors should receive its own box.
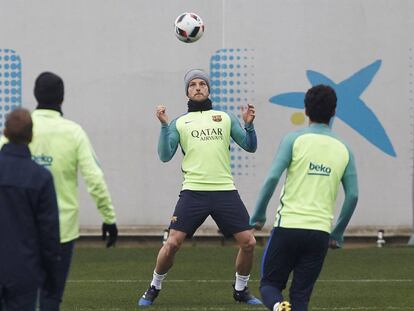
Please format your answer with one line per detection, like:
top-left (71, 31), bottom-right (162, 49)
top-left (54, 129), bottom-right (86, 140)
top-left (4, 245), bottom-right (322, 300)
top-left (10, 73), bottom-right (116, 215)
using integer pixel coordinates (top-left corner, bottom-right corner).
top-left (156, 105), bottom-right (169, 124)
top-left (249, 215), bottom-right (266, 231)
top-left (242, 104), bottom-right (255, 124)
top-left (252, 222), bottom-right (264, 231)
top-left (329, 238), bottom-right (340, 249)
top-left (102, 223), bottom-right (118, 248)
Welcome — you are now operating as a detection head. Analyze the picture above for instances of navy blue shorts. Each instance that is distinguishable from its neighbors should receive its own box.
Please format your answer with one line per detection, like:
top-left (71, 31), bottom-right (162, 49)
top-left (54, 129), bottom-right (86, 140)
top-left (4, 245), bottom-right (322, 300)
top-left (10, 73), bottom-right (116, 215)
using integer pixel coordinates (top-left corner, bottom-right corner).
top-left (260, 227), bottom-right (329, 309)
top-left (169, 190), bottom-right (252, 238)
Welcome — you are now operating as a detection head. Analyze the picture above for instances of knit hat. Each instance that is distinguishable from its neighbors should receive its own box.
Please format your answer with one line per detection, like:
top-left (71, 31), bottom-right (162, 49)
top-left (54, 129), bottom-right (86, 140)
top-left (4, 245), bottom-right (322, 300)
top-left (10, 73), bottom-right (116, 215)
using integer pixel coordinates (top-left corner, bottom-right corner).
top-left (184, 69), bottom-right (210, 95)
top-left (34, 72), bottom-right (64, 108)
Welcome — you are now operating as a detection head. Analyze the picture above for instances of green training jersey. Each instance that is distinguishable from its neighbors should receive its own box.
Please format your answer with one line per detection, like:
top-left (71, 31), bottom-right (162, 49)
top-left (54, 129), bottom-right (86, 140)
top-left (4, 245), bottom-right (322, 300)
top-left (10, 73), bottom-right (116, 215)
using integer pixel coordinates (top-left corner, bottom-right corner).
top-left (158, 109), bottom-right (257, 191)
top-left (251, 123), bottom-right (358, 245)
top-left (1, 109), bottom-right (116, 242)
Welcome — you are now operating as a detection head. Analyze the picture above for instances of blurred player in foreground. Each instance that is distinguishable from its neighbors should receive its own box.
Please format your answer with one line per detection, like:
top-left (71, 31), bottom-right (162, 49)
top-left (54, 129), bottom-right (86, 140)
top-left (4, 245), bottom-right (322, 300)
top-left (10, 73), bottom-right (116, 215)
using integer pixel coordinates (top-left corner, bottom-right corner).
top-left (250, 85), bottom-right (358, 311)
top-left (138, 69), bottom-right (261, 306)
top-left (0, 108), bottom-right (60, 310)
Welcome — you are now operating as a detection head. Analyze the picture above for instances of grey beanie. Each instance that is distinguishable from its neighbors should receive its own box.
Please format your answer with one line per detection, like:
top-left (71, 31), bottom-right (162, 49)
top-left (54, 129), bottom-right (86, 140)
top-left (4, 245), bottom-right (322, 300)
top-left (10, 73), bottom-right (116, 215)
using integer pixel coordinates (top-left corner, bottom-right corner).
top-left (184, 69), bottom-right (210, 95)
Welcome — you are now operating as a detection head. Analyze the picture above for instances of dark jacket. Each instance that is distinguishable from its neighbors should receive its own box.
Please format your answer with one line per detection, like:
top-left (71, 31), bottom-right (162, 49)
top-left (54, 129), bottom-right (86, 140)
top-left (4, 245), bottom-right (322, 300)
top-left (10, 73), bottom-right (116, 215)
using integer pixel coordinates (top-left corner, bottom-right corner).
top-left (0, 143), bottom-right (60, 294)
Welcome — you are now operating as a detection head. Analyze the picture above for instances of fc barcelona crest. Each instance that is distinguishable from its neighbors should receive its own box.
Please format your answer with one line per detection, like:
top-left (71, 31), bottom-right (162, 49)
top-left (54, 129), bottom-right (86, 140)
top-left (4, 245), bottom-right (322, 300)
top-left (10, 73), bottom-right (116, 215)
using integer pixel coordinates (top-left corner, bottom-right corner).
top-left (212, 115), bottom-right (222, 122)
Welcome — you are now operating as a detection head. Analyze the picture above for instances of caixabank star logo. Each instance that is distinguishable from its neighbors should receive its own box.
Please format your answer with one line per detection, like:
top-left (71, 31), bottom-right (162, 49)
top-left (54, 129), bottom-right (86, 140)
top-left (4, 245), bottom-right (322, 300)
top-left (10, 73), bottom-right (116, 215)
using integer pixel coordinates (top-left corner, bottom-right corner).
top-left (269, 60), bottom-right (396, 157)
top-left (208, 50), bottom-right (396, 177)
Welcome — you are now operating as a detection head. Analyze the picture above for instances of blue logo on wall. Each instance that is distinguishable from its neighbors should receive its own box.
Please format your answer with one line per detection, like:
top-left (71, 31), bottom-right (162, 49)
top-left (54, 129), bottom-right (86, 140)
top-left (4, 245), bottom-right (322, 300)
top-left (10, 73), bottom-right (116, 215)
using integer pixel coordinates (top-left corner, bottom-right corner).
top-left (209, 48), bottom-right (256, 176)
top-left (269, 60), bottom-right (396, 157)
top-left (0, 49), bottom-right (22, 131)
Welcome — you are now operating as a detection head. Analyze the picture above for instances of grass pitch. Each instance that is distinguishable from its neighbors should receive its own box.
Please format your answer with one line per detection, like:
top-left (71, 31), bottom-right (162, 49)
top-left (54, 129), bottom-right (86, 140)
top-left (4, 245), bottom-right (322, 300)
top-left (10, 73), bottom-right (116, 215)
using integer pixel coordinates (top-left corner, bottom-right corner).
top-left (62, 243), bottom-right (414, 310)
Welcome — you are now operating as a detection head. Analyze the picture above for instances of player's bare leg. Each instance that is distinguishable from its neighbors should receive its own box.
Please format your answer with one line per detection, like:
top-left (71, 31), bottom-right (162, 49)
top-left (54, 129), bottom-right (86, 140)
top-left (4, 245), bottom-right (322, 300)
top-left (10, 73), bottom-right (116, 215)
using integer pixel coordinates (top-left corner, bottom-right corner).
top-left (234, 230), bottom-right (256, 275)
top-left (155, 229), bottom-right (187, 274)
top-left (232, 230), bottom-right (262, 304)
top-left (138, 229), bottom-right (186, 306)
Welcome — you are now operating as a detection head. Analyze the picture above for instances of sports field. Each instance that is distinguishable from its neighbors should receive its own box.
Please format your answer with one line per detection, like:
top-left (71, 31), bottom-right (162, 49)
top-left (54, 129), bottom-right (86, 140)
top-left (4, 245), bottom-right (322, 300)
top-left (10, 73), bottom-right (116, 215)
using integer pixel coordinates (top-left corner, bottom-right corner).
top-left (62, 244), bottom-right (414, 310)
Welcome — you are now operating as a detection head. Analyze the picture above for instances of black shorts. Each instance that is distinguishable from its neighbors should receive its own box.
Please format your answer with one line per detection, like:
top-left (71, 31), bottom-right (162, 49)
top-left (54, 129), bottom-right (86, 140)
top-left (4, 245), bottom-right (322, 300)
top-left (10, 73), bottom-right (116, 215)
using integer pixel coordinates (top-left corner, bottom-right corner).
top-left (169, 190), bottom-right (253, 238)
top-left (261, 227), bottom-right (329, 292)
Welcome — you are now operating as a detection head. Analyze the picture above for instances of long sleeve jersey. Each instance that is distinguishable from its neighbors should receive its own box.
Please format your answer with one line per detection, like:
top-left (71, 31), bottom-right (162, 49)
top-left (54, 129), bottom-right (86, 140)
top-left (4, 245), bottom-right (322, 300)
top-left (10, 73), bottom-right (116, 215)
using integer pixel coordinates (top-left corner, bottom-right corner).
top-left (1, 109), bottom-right (116, 243)
top-left (158, 109), bottom-right (257, 191)
top-left (251, 123), bottom-right (358, 246)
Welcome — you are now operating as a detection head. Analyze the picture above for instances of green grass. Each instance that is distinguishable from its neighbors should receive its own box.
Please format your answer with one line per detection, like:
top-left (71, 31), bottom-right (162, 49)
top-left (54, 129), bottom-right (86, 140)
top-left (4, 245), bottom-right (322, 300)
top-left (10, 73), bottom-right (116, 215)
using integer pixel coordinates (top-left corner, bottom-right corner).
top-left (62, 244), bottom-right (414, 310)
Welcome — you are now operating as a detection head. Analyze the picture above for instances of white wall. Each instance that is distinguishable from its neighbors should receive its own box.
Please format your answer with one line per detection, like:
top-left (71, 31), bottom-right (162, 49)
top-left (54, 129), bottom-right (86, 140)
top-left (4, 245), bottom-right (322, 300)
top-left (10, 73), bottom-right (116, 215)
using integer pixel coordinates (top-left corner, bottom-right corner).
top-left (0, 0), bottom-right (413, 233)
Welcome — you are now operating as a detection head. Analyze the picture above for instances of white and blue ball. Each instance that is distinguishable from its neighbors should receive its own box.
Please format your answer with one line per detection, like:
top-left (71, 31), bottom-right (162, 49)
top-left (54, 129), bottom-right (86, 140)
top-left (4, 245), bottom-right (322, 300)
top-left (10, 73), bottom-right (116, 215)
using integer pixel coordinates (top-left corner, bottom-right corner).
top-left (174, 12), bottom-right (204, 43)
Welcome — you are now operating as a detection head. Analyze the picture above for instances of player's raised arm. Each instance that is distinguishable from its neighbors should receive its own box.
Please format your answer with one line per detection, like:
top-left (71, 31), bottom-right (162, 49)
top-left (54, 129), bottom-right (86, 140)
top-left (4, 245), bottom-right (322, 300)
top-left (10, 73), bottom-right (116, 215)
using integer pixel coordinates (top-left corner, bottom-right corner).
top-left (156, 106), bottom-right (179, 162)
top-left (229, 106), bottom-right (257, 153)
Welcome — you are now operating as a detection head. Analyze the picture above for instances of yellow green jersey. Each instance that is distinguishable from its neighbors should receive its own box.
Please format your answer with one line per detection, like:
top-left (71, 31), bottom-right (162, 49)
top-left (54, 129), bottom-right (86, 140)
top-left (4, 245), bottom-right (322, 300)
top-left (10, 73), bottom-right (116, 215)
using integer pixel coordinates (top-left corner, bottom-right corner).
top-left (251, 123), bottom-right (358, 246)
top-left (2, 109), bottom-right (116, 243)
top-left (158, 109), bottom-right (257, 191)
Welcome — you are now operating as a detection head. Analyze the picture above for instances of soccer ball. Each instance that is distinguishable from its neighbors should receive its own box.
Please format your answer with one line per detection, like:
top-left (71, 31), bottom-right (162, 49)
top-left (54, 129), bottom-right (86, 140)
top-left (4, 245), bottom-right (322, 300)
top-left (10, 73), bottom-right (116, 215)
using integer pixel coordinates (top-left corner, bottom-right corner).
top-left (174, 12), bottom-right (204, 43)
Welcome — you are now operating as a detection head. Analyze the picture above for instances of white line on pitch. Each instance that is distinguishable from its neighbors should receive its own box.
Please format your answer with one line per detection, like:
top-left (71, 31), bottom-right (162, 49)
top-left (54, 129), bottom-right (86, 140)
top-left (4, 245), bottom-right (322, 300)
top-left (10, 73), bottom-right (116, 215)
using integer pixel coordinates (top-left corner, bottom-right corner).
top-left (68, 307), bottom-right (414, 311)
top-left (67, 279), bottom-right (413, 283)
